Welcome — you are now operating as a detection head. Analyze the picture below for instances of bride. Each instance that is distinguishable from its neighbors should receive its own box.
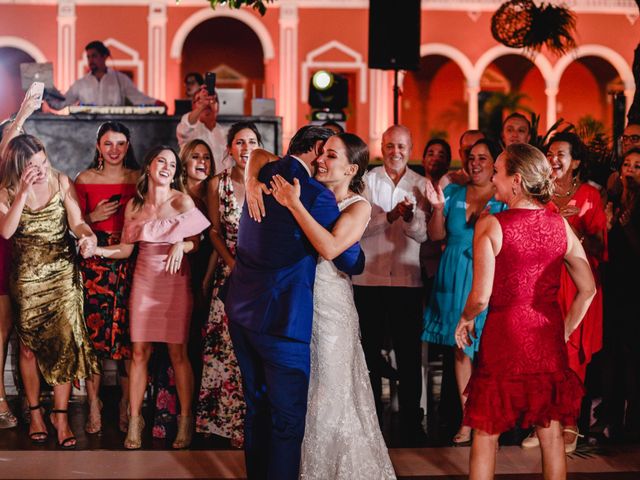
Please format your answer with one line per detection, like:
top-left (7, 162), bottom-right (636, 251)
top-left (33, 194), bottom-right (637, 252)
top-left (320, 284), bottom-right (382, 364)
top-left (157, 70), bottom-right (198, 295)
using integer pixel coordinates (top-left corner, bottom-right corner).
top-left (254, 132), bottom-right (396, 479)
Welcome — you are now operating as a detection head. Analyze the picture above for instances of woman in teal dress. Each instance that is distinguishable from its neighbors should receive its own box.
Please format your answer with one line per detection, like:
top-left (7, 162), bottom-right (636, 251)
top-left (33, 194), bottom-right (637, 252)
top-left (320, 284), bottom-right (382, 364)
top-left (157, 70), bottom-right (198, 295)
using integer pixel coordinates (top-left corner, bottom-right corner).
top-left (422, 138), bottom-right (506, 445)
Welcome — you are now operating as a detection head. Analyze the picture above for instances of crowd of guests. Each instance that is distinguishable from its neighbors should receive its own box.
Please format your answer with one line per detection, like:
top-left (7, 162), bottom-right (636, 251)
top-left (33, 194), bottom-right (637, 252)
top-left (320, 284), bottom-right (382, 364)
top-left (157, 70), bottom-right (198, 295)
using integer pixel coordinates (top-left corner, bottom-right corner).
top-left (0, 75), bottom-right (639, 472)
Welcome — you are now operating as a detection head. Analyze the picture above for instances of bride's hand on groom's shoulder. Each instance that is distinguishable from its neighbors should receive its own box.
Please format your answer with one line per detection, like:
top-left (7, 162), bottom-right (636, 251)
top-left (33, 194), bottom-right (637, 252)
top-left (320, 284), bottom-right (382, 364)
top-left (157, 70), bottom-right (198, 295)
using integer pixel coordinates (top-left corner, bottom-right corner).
top-left (246, 177), bottom-right (271, 223)
top-left (270, 175), bottom-right (301, 210)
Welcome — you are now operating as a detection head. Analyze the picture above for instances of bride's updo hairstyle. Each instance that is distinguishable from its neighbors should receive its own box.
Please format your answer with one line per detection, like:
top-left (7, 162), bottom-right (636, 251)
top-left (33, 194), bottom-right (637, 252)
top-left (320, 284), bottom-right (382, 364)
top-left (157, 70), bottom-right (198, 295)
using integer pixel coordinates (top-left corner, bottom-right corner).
top-left (337, 132), bottom-right (369, 194)
top-left (504, 143), bottom-right (555, 204)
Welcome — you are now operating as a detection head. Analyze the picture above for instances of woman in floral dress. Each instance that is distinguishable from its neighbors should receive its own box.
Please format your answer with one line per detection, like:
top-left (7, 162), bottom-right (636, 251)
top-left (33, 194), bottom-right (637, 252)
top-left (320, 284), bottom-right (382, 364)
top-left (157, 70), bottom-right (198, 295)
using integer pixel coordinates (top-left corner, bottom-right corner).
top-left (196, 122), bottom-right (262, 447)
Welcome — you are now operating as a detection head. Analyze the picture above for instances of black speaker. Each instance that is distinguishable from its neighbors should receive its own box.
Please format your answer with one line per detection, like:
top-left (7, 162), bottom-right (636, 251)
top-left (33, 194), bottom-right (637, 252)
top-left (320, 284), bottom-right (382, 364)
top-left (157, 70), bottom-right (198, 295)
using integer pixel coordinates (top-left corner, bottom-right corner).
top-left (368, 0), bottom-right (421, 71)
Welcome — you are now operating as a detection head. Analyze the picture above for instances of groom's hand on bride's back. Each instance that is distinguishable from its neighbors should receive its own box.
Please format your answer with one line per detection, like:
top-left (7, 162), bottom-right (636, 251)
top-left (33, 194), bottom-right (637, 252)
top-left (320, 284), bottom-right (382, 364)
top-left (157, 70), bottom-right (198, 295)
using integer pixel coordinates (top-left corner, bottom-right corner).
top-left (246, 176), bottom-right (271, 222)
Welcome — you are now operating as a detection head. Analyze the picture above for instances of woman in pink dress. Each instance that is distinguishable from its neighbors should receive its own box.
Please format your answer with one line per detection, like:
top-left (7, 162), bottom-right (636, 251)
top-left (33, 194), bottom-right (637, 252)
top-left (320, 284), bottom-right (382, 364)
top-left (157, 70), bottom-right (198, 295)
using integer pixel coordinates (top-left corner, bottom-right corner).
top-left (455, 143), bottom-right (596, 479)
top-left (92, 145), bottom-right (210, 450)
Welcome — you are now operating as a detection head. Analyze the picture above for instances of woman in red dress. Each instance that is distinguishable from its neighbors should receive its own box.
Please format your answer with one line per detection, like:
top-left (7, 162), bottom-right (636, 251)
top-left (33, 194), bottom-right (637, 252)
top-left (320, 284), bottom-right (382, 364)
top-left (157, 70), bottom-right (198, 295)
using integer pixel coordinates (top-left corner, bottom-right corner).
top-left (455, 143), bottom-right (596, 479)
top-left (75, 122), bottom-right (139, 434)
top-left (547, 132), bottom-right (606, 449)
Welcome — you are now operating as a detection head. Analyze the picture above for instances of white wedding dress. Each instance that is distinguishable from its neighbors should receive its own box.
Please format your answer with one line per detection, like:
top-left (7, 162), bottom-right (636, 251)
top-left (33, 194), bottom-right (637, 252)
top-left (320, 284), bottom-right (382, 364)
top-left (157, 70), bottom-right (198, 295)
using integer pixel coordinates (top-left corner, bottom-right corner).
top-left (300, 196), bottom-right (396, 480)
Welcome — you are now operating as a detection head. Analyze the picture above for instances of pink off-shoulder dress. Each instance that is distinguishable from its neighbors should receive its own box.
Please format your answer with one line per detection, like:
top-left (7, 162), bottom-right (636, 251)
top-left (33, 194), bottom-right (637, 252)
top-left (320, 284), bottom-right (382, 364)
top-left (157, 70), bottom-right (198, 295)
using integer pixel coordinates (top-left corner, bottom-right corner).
top-left (123, 208), bottom-right (210, 344)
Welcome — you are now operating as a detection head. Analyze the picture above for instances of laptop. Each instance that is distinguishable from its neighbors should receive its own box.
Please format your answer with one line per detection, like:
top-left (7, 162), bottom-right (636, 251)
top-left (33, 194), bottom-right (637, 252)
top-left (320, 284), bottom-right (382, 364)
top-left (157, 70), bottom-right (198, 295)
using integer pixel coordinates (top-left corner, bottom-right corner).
top-left (20, 62), bottom-right (55, 90)
top-left (217, 88), bottom-right (245, 115)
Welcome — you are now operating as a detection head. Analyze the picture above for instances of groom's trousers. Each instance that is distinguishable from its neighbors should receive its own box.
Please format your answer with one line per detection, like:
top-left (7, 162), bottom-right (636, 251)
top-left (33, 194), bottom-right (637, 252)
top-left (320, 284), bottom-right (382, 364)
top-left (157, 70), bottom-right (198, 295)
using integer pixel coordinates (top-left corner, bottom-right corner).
top-left (229, 321), bottom-right (310, 480)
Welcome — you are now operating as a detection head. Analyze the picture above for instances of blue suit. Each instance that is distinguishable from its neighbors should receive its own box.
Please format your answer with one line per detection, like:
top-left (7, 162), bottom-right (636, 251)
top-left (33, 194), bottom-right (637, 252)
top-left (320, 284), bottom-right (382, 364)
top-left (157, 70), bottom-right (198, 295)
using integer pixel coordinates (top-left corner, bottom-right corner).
top-left (224, 155), bottom-right (364, 480)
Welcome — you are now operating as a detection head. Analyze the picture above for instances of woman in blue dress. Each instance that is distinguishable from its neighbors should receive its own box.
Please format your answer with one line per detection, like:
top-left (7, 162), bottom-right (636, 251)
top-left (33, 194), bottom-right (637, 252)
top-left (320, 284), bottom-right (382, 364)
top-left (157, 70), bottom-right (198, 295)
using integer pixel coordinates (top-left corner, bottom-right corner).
top-left (422, 138), bottom-right (506, 445)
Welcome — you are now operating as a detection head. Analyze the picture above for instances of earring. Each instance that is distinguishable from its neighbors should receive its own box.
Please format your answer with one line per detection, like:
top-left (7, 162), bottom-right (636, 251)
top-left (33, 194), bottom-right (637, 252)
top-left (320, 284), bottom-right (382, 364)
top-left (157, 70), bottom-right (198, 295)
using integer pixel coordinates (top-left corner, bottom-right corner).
top-left (97, 155), bottom-right (104, 170)
top-left (512, 186), bottom-right (517, 196)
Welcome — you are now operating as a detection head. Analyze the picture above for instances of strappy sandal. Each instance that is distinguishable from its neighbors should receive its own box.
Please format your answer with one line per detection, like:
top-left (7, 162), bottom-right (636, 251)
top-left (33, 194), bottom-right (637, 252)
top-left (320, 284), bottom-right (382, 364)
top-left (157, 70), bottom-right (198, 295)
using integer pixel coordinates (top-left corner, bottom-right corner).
top-left (0, 397), bottom-right (18, 429)
top-left (564, 428), bottom-right (584, 454)
top-left (85, 398), bottom-right (103, 434)
top-left (27, 404), bottom-right (48, 444)
top-left (50, 409), bottom-right (77, 449)
top-left (452, 427), bottom-right (473, 447)
top-left (124, 415), bottom-right (145, 450)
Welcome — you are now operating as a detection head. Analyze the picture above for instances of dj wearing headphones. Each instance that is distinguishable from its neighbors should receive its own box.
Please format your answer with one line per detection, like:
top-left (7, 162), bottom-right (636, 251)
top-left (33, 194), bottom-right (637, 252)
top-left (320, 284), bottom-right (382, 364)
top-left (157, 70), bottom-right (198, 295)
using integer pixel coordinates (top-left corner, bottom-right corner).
top-left (47, 40), bottom-right (166, 108)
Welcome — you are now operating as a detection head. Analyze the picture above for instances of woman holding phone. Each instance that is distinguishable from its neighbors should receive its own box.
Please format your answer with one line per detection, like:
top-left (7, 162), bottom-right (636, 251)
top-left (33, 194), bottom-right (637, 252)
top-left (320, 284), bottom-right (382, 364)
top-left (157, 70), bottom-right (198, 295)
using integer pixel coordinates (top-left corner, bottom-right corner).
top-left (74, 122), bottom-right (139, 434)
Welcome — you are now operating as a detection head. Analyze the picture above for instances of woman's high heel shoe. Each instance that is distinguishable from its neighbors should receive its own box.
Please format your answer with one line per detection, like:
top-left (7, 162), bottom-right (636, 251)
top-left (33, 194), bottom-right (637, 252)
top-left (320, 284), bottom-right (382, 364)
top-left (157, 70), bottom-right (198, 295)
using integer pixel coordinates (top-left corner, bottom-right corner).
top-left (172, 415), bottom-right (193, 449)
top-left (85, 398), bottom-right (103, 434)
top-left (0, 397), bottom-right (18, 429)
top-left (124, 415), bottom-right (145, 450)
top-left (564, 428), bottom-right (584, 454)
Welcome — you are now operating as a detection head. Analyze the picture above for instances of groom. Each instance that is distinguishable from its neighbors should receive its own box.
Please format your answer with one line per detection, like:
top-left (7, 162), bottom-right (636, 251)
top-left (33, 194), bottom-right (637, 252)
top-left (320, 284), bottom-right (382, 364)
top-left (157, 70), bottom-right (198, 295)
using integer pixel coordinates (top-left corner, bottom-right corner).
top-left (224, 125), bottom-right (364, 480)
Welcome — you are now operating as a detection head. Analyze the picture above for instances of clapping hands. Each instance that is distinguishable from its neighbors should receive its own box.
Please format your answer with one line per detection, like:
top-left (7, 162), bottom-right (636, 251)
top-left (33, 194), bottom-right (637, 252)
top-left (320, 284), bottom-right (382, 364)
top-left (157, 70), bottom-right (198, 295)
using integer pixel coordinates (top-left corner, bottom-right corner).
top-left (387, 197), bottom-right (414, 223)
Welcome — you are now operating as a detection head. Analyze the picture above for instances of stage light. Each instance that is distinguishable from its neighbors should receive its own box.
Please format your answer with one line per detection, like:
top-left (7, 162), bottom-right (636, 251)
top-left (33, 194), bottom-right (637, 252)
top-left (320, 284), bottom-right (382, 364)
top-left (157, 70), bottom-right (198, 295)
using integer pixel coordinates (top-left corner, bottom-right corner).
top-left (312, 71), bottom-right (333, 91)
top-left (308, 71), bottom-right (348, 116)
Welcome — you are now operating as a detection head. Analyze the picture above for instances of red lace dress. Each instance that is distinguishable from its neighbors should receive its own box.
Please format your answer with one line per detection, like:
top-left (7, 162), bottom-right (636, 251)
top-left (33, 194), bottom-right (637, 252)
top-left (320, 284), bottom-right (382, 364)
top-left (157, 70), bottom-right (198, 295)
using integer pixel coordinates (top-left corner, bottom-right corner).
top-left (463, 209), bottom-right (584, 434)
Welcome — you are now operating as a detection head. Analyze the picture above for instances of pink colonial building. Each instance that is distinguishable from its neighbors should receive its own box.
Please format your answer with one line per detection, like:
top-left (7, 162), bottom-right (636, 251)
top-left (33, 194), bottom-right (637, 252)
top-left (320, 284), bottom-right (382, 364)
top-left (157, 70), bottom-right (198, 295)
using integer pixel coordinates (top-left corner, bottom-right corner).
top-left (0, 0), bottom-right (638, 157)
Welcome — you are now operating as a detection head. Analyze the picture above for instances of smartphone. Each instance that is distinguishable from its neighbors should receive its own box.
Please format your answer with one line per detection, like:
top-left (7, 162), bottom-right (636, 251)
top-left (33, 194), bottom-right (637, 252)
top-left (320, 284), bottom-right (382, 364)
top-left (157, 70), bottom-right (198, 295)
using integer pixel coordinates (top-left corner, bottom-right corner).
top-left (30, 81), bottom-right (45, 109)
top-left (107, 194), bottom-right (122, 203)
top-left (205, 72), bottom-right (216, 96)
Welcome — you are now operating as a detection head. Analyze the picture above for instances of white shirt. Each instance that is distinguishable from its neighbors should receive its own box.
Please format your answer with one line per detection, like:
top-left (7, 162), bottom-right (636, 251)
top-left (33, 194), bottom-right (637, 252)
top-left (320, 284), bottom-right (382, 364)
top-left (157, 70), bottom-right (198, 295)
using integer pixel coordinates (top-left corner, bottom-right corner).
top-left (176, 114), bottom-right (231, 175)
top-left (53, 68), bottom-right (157, 107)
top-left (353, 166), bottom-right (428, 288)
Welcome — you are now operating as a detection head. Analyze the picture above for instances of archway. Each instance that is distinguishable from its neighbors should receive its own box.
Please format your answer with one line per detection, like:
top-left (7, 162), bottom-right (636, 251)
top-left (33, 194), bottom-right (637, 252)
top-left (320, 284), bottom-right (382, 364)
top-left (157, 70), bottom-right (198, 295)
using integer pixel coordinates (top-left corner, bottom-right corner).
top-left (180, 17), bottom-right (264, 114)
top-left (401, 55), bottom-right (467, 164)
top-left (0, 47), bottom-right (36, 120)
top-left (557, 56), bottom-right (622, 135)
top-left (477, 54), bottom-right (546, 140)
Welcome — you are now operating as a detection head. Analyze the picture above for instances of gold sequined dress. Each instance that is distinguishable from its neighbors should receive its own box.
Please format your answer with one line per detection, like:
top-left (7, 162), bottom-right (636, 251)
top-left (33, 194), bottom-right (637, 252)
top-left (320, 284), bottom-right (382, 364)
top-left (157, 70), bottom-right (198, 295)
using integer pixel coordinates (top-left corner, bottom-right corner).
top-left (10, 188), bottom-right (100, 386)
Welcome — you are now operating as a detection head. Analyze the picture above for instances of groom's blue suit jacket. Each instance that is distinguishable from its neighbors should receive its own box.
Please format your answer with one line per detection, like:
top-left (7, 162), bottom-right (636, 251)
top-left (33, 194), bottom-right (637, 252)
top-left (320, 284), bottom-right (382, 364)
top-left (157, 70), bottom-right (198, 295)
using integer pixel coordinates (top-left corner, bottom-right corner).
top-left (224, 155), bottom-right (365, 343)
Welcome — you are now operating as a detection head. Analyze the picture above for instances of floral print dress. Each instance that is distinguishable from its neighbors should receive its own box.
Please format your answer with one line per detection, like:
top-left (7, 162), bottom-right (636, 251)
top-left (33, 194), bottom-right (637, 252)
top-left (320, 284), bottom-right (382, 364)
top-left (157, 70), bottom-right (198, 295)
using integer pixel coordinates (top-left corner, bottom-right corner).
top-left (196, 169), bottom-right (246, 446)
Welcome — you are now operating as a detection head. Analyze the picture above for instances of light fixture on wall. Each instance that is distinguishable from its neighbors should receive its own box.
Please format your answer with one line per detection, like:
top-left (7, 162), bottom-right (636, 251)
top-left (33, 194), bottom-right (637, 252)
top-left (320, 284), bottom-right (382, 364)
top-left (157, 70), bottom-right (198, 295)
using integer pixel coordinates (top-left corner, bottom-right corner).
top-left (308, 70), bottom-right (348, 122)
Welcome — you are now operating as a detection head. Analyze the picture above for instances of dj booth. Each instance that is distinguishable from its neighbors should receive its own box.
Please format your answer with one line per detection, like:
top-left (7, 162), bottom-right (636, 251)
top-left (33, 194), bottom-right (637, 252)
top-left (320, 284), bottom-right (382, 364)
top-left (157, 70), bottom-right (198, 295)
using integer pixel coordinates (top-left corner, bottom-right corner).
top-left (23, 109), bottom-right (282, 178)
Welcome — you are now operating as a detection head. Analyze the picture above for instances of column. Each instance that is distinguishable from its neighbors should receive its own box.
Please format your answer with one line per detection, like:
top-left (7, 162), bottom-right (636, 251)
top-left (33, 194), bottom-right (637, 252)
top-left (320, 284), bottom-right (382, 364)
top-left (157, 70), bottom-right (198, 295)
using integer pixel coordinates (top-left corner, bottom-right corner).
top-left (147, 2), bottom-right (167, 100)
top-left (57, 0), bottom-right (76, 92)
top-left (545, 85), bottom-right (558, 131)
top-left (368, 69), bottom-right (391, 157)
top-left (466, 81), bottom-right (480, 130)
top-left (279, 0), bottom-right (299, 146)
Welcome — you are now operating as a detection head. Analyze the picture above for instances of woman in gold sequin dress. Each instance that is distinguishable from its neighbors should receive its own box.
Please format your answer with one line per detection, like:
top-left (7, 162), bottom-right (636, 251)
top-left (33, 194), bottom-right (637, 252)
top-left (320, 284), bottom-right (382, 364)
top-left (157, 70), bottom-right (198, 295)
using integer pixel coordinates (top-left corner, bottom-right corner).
top-left (0, 135), bottom-right (100, 449)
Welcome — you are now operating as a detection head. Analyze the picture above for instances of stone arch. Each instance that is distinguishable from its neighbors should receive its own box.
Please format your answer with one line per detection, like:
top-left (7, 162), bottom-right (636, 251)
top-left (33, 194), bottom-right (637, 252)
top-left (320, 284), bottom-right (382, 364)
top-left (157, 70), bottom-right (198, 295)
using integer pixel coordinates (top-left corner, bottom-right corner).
top-left (419, 43), bottom-right (474, 85)
top-left (472, 45), bottom-right (553, 89)
top-left (170, 8), bottom-right (274, 61)
top-left (551, 44), bottom-right (635, 91)
top-left (0, 36), bottom-right (46, 63)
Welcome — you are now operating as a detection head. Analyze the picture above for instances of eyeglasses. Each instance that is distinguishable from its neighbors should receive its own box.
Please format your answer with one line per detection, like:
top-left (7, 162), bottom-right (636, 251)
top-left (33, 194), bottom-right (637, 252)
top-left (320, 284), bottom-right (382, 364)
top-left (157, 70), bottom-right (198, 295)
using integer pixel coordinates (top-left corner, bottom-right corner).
top-left (622, 134), bottom-right (640, 144)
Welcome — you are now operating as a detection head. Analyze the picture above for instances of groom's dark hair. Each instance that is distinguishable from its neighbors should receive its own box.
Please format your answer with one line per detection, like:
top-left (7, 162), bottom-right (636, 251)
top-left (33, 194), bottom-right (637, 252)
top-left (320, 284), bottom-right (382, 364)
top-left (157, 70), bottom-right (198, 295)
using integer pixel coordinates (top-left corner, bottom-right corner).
top-left (287, 125), bottom-right (333, 156)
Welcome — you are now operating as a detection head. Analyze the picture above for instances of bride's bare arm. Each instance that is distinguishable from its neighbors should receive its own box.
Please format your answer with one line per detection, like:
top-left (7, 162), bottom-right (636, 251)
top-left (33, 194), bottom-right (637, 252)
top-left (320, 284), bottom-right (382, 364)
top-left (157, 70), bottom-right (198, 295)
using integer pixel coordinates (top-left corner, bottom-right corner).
top-left (245, 148), bottom-right (278, 221)
top-left (270, 174), bottom-right (371, 260)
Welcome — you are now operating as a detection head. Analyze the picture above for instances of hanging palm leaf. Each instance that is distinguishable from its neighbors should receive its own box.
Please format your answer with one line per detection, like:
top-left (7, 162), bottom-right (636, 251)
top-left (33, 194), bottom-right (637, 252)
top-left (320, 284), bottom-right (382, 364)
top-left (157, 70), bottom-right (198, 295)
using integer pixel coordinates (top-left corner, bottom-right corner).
top-left (206, 0), bottom-right (274, 16)
top-left (491, 0), bottom-right (577, 56)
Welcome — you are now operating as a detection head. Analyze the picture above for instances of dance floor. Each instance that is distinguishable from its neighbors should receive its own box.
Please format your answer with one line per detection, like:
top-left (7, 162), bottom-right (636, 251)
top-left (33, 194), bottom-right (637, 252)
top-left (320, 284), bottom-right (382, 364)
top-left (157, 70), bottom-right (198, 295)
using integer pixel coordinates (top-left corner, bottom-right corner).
top-left (1, 445), bottom-right (640, 479)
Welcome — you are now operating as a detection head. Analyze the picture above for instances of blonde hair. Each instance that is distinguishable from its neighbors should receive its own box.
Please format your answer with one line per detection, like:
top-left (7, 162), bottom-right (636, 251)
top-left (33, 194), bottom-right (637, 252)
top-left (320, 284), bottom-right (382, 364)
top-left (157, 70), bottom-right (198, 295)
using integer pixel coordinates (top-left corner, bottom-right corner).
top-left (0, 134), bottom-right (50, 194)
top-left (504, 143), bottom-right (555, 203)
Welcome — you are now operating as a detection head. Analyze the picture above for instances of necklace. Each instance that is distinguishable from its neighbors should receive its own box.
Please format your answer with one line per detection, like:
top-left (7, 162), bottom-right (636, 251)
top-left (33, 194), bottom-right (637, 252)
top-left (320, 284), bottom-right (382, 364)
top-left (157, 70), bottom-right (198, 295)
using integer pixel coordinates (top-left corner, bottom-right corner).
top-left (554, 177), bottom-right (578, 198)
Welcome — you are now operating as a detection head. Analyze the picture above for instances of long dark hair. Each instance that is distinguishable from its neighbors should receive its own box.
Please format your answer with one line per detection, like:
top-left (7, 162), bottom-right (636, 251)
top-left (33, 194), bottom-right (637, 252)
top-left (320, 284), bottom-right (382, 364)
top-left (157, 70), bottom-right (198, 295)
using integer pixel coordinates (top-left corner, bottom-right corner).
top-left (336, 132), bottom-right (369, 194)
top-left (91, 122), bottom-right (138, 170)
top-left (133, 145), bottom-right (183, 209)
top-left (226, 121), bottom-right (263, 148)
